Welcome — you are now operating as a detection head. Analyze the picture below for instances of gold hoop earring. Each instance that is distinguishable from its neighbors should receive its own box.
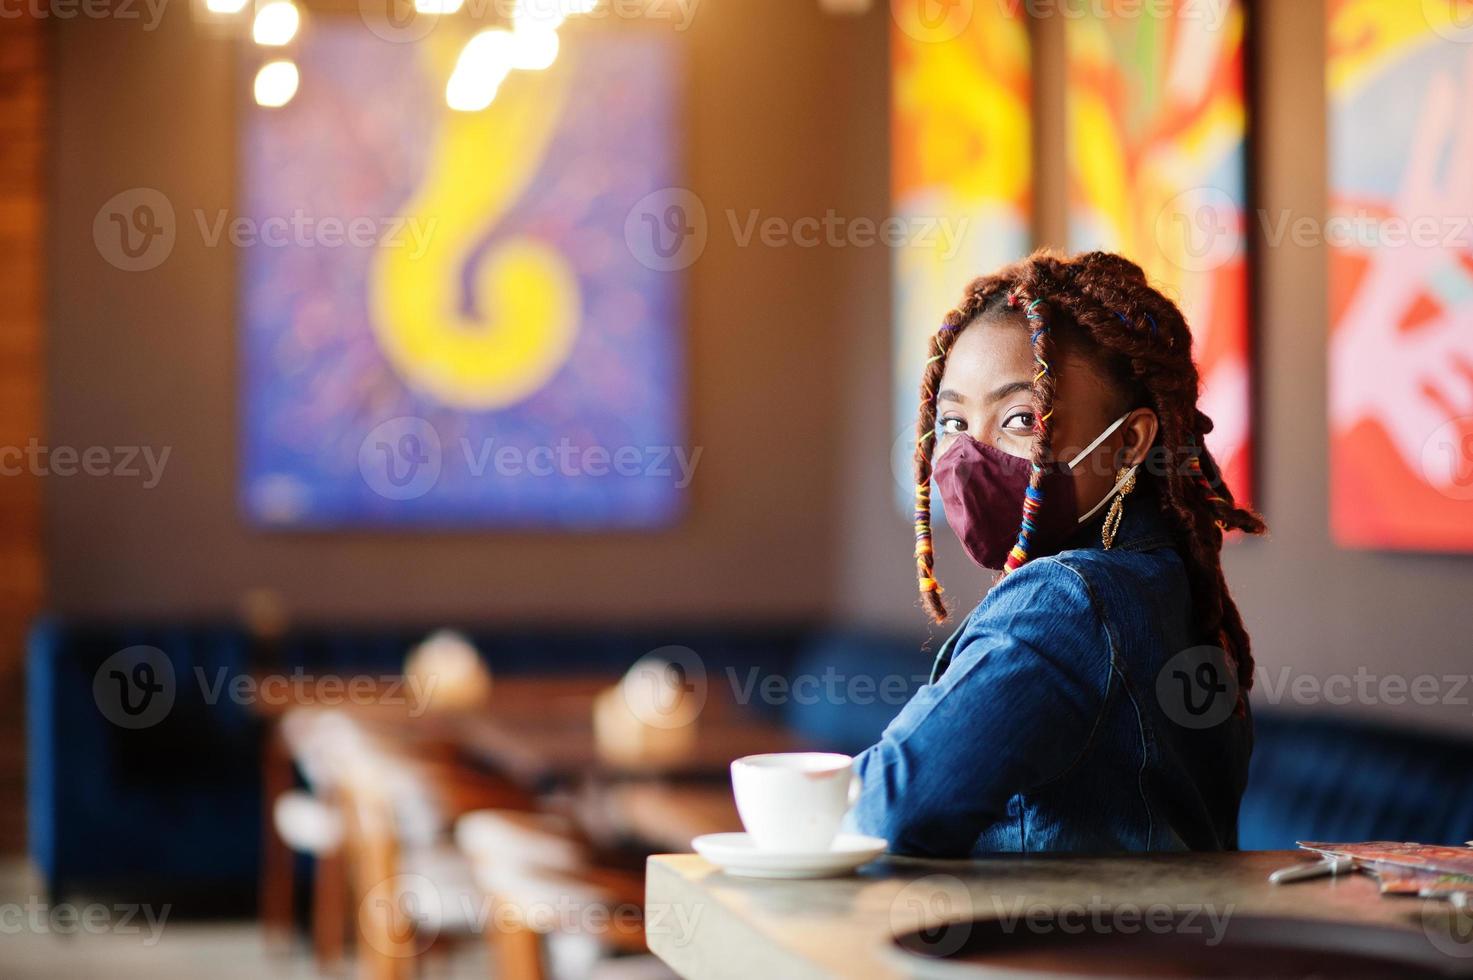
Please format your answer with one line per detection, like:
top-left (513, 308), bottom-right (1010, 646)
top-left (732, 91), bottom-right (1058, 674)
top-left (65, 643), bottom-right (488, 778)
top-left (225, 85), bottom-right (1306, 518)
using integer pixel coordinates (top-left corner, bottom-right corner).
top-left (1100, 466), bottom-right (1138, 551)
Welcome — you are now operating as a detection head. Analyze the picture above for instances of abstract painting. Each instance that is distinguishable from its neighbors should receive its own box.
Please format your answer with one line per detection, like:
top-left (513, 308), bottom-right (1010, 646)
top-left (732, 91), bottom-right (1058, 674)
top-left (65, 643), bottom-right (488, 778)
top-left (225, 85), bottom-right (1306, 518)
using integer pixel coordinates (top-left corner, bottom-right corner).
top-left (891, 0), bottom-right (1031, 511)
top-left (241, 24), bottom-right (685, 527)
top-left (1328, 0), bottom-right (1473, 550)
top-left (1066, 0), bottom-right (1252, 502)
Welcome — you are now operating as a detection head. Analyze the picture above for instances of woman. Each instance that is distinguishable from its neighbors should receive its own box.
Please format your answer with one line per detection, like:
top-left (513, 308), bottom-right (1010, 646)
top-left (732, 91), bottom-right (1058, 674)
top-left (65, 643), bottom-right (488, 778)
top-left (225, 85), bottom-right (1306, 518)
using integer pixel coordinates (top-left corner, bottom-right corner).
top-left (851, 250), bottom-right (1264, 856)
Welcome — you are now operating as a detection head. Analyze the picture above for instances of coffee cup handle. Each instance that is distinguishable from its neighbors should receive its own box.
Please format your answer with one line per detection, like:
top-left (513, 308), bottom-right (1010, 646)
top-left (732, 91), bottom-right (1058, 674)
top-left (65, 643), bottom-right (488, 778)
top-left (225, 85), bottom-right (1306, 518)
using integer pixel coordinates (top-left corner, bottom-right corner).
top-left (847, 773), bottom-right (862, 807)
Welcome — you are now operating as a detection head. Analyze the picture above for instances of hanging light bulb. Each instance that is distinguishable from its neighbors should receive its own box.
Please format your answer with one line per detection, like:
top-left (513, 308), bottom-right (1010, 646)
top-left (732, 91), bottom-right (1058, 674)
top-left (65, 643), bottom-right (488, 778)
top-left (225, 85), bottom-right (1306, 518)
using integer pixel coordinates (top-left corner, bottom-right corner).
top-left (252, 1), bottom-right (300, 46)
top-left (254, 60), bottom-right (300, 108)
top-left (445, 30), bottom-right (513, 112)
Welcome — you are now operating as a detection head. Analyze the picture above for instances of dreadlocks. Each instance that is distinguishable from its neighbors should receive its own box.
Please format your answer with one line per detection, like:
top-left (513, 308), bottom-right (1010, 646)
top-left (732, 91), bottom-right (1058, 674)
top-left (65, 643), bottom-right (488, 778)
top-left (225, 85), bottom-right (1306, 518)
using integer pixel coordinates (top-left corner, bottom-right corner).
top-left (913, 249), bottom-right (1266, 693)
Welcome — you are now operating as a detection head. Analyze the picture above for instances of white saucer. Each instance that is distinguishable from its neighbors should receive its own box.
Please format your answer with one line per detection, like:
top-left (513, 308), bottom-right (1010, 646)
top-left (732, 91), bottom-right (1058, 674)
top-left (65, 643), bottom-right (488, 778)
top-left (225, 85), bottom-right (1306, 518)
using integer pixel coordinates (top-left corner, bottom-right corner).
top-left (691, 833), bottom-right (887, 879)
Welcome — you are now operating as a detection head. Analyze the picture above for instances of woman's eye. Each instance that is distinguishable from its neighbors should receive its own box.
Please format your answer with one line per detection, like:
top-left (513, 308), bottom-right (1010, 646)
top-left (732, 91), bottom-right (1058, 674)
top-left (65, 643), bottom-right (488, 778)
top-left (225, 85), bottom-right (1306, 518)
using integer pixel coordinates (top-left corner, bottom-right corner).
top-left (1001, 410), bottom-right (1036, 433)
top-left (937, 417), bottom-right (966, 435)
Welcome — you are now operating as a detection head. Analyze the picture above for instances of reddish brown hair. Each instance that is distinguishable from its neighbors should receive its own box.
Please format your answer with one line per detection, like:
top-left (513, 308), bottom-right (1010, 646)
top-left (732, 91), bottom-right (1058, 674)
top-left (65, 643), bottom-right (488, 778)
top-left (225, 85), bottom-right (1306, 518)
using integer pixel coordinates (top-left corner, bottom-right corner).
top-left (913, 250), bottom-right (1266, 692)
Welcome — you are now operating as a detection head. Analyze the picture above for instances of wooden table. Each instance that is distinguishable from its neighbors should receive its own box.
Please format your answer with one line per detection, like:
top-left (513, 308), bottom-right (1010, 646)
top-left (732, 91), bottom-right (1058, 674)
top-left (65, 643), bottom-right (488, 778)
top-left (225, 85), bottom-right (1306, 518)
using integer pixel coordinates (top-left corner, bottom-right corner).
top-left (645, 851), bottom-right (1473, 979)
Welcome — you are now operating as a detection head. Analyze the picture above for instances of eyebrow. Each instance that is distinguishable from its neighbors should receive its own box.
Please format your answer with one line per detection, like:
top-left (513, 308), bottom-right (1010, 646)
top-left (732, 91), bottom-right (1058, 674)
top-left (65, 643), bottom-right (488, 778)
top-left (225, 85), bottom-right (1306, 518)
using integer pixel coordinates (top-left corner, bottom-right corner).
top-left (937, 380), bottom-right (1033, 405)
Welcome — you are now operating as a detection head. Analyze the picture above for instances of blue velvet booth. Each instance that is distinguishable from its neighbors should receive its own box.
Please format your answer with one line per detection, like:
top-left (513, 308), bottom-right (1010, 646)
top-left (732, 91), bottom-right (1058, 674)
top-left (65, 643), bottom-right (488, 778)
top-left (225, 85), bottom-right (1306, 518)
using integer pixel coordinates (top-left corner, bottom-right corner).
top-left (27, 618), bottom-right (1473, 900)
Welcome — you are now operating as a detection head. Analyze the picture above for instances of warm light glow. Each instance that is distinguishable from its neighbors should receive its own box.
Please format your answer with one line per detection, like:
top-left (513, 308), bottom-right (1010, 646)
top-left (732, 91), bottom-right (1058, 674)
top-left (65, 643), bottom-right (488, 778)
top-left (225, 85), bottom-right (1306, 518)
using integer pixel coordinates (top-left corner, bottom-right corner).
top-left (205, 0), bottom-right (249, 13)
top-left (445, 30), bottom-right (513, 112)
top-left (412, 0), bottom-right (463, 12)
top-left (252, 1), bottom-right (300, 46)
top-left (513, 0), bottom-right (597, 32)
top-left (508, 26), bottom-right (559, 71)
top-left (254, 60), bottom-right (300, 108)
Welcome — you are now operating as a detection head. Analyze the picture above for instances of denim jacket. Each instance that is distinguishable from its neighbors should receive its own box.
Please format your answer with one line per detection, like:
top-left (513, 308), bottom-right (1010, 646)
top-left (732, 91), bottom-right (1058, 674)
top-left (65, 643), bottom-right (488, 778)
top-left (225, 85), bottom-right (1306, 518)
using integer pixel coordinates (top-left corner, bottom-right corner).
top-left (852, 489), bottom-right (1252, 856)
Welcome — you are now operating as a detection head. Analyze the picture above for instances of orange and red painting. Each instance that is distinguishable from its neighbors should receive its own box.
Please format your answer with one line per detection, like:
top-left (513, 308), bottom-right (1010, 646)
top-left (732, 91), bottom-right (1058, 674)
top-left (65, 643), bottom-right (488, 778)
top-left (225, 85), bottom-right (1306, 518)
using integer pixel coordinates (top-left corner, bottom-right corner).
top-left (890, 0), bottom-right (1031, 507)
top-left (1328, 0), bottom-right (1473, 550)
top-left (1066, 0), bottom-right (1252, 505)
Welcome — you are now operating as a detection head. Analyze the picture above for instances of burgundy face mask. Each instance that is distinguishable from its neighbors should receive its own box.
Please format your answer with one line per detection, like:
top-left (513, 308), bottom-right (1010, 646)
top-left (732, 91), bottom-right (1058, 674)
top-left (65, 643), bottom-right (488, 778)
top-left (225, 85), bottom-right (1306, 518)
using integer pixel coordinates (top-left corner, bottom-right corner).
top-left (932, 412), bottom-right (1136, 569)
top-left (932, 436), bottom-right (1080, 569)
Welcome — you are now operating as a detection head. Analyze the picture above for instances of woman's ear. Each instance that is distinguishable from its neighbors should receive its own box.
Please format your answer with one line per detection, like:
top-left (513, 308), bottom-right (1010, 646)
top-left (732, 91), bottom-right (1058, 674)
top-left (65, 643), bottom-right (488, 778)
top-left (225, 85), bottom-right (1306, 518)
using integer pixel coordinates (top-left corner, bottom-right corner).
top-left (1121, 408), bottom-right (1159, 468)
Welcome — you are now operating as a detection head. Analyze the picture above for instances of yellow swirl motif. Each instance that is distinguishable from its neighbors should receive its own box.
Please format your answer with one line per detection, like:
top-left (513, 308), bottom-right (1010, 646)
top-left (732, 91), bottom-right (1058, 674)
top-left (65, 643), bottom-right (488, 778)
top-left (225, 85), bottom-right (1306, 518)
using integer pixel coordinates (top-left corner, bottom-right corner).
top-left (369, 37), bottom-right (579, 410)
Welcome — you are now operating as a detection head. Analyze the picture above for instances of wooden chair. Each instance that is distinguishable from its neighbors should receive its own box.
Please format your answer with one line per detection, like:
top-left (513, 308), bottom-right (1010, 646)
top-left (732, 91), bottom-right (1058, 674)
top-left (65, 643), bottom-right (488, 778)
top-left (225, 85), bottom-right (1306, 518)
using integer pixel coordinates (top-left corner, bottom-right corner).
top-left (455, 809), bottom-right (656, 980)
top-left (272, 707), bottom-right (537, 975)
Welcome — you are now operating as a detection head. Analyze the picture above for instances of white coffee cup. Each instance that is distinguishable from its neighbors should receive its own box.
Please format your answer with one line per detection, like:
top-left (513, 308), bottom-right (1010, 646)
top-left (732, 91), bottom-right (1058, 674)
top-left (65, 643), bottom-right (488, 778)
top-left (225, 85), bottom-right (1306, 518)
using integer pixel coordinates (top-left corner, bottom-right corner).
top-left (730, 752), bottom-right (861, 853)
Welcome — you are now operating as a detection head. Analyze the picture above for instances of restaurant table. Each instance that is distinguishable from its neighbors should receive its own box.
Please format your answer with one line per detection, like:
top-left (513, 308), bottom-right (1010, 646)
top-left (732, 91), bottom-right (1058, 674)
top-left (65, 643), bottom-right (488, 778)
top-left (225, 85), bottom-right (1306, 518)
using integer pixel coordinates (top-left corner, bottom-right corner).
top-left (644, 850), bottom-right (1473, 979)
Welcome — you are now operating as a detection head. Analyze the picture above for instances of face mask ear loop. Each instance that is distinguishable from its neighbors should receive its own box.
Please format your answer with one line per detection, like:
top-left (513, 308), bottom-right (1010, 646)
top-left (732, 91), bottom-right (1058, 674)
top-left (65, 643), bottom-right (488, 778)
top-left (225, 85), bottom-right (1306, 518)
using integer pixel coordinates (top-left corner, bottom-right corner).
top-left (1077, 462), bottom-right (1140, 525)
top-left (1065, 411), bottom-right (1131, 471)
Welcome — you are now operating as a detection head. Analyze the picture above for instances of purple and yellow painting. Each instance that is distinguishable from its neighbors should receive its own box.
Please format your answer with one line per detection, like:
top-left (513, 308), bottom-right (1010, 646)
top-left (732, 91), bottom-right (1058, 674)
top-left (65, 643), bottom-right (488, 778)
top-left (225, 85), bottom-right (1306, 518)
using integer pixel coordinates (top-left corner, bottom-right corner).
top-left (241, 25), bottom-right (684, 528)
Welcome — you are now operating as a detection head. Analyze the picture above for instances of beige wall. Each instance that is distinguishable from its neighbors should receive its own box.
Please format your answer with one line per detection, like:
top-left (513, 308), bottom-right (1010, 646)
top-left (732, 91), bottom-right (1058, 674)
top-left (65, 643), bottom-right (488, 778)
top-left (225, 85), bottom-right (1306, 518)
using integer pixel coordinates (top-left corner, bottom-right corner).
top-left (49, 1), bottom-right (1473, 732)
